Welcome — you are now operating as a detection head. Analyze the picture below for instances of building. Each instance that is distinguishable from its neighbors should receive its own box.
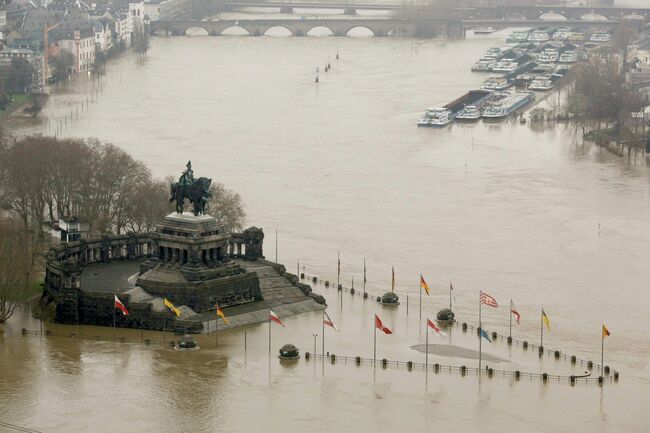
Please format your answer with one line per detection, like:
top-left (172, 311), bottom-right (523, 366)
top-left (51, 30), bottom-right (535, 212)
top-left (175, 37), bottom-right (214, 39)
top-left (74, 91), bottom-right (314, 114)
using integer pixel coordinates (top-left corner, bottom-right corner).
top-left (49, 27), bottom-right (95, 73)
top-left (92, 19), bottom-right (112, 51)
top-left (47, 217), bottom-right (90, 243)
top-left (0, 46), bottom-right (44, 91)
top-left (0, 9), bottom-right (7, 31)
top-left (143, 0), bottom-right (191, 22)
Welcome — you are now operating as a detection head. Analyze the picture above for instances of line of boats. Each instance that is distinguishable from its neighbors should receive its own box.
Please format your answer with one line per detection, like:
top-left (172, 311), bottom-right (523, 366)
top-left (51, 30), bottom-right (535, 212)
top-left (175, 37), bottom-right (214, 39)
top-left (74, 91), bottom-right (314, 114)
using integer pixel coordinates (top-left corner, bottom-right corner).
top-left (417, 90), bottom-right (535, 127)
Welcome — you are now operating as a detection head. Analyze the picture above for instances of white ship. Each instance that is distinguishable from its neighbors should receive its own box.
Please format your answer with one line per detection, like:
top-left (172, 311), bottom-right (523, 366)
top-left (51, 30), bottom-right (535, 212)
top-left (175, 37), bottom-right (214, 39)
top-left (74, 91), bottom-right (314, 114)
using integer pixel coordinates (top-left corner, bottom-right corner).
top-left (482, 92), bottom-right (535, 119)
top-left (471, 59), bottom-right (496, 72)
top-left (492, 60), bottom-right (519, 73)
top-left (474, 27), bottom-right (496, 34)
top-left (417, 108), bottom-right (453, 127)
top-left (481, 76), bottom-right (513, 91)
top-left (528, 30), bottom-right (550, 42)
top-left (455, 105), bottom-right (482, 121)
top-left (529, 75), bottom-right (555, 91)
top-left (558, 51), bottom-right (578, 63)
top-left (590, 32), bottom-right (612, 42)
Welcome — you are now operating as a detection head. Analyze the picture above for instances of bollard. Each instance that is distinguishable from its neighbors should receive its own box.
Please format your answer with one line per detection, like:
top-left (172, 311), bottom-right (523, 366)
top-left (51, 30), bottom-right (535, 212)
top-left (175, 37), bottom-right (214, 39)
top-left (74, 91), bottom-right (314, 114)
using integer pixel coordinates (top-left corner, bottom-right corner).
top-left (407, 361), bottom-right (413, 371)
top-left (170, 340), bottom-right (175, 347)
top-left (312, 276), bottom-right (318, 283)
top-left (382, 358), bottom-right (387, 368)
top-left (325, 281), bottom-right (329, 287)
top-left (604, 366), bottom-right (610, 374)
top-left (598, 376), bottom-right (603, 384)
top-left (46, 330), bottom-right (52, 336)
top-left (571, 355), bottom-right (576, 364)
top-left (96, 335), bottom-right (101, 340)
top-left (491, 331), bottom-right (497, 340)
top-left (460, 366), bottom-right (466, 376)
top-left (376, 296), bottom-right (381, 302)
top-left (363, 293), bottom-right (368, 299)
top-left (515, 370), bottom-right (520, 380)
top-left (587, 361), bottom-right (593, 370)
top-left (538, 346), bottom-right (544, 356)
top-left (570, 375), bottom-right (576, 385)
top-left (476, 327), bottom-right (481, 336)
top-left (300, 273), bottom-right (305, 279)
top-left (542, 373), bottom-right (548, 382)
top-left (21, 328), bottom-right (27, 335)
top-left (523, 341), bottom-right (528, 349)
top-left (350, 288), bottom-right (355, 294)
top-left (120, 337), bottom-right (125, 342)
top-left (305, 352), bottom-right (310, 360)
top-left (338, 284), bottom-right (342, 291)
top-left (434, 363), bottom-right (440, 373)
top-left (507, 336), bottom-right (512, 345)
top-left (331, 354), bottom-right (336, 364)
top-left (462, 322), bottom-right (467, 332)
top-left (488, 368), bottom-right (493, 377)
top-left (614, 371), bottom-right (619, 381)
top-left (70, 333), bottom-right (76, 338)
top-left (355, 356), bottom-right (361, 365)
top-left (144, 339), bottom-right (150, 345)
top-left (554, 350), bottom-right (560, 359)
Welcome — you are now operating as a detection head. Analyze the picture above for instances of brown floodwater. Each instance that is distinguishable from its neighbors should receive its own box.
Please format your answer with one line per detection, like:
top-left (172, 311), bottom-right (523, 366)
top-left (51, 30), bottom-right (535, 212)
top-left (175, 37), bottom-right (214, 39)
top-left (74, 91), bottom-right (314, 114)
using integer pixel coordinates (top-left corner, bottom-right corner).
top-left (3, 27), bottom-right (650, 432)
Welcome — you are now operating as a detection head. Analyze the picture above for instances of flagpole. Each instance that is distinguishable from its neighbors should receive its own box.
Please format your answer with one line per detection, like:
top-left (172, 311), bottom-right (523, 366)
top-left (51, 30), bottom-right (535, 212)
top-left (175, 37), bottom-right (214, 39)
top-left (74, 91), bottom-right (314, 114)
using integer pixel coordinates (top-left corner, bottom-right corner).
top-left (419, 274), bottom-right (422, 319)
top-left (449, 283), bottom-right (452, 311)
top-left (215, 304), bottom-right (218, 348)
top-left (601, 326), bottom-right (604, 375)
top-left (275, 227), bottom-right (278, 262)
top-left (373, 318), bottom-right (377, 367)
top-left (509, 299), bottom-right (512, 339)
top-left (363, 258), bottom-right (366, 298)
top-left (268, 309), bottom-right (272, 357)
top-left (113, 301), bottom-right (116, 340)
top-left (425, 319), bottom-right (429, 378)
top-left (539, 308), bottom-right (544, 348)
top-left (322, 309), bottom-right (325, 358)
top-left (479, 292), bottom-right (482, 373)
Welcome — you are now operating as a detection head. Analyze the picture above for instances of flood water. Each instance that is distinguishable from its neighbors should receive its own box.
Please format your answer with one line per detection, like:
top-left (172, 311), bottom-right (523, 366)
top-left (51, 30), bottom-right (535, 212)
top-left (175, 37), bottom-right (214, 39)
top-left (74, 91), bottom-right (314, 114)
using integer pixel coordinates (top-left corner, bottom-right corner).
top-left (3, 28), bottom-right (650, 432)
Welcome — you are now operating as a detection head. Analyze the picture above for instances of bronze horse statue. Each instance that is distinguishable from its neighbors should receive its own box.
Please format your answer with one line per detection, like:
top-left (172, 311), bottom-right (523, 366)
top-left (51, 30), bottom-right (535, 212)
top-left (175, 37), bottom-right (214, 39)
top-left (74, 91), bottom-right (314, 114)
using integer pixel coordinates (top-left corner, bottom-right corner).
top-left (170, 177), bottom-right (213, 216)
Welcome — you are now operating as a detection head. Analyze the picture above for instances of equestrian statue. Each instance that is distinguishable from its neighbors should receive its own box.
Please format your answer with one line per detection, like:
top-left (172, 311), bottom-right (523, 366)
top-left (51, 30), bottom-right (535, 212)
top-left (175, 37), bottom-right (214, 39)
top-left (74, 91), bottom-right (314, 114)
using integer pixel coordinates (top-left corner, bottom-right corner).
top-left (170, 161), bottom-right (213, 215)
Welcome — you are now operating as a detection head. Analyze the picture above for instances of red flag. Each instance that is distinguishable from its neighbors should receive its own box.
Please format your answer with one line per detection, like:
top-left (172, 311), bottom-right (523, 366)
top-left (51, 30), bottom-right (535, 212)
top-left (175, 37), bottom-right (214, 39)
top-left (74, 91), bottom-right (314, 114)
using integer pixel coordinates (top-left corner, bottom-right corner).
top-left (510, 300), bottom-right (521, 324)
top-left (324, 311), bottom-right (338, 331)
top-left (480, 291), bottom-right (498, 308)
top-left (374, 314), bottom-right (392, 335)
top-left (114, 295), bottom-right (129, 316)
top-left (269, 309), bottom-right (284, 327)
top-left (427, 318), bottom-right (447, 337)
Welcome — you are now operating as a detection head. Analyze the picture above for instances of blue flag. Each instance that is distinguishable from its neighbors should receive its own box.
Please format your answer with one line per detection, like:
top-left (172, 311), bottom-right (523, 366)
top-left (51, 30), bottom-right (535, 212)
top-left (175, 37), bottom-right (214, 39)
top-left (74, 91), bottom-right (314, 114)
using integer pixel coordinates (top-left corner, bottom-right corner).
top-left (480, 328), bottom-right (492, 342)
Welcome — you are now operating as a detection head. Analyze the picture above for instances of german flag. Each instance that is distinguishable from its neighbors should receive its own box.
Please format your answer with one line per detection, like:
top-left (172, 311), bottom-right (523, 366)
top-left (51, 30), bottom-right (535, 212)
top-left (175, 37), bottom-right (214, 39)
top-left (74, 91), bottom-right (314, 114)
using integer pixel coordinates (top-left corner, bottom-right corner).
top-left (420, 275), bottom-right (430, 296)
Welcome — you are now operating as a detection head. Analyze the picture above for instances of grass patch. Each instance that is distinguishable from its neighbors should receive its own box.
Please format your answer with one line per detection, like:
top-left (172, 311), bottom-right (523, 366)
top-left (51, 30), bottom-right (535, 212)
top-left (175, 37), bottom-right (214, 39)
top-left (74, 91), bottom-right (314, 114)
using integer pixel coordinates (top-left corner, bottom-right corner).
top-left (4, 278), bottom-right (44, 302)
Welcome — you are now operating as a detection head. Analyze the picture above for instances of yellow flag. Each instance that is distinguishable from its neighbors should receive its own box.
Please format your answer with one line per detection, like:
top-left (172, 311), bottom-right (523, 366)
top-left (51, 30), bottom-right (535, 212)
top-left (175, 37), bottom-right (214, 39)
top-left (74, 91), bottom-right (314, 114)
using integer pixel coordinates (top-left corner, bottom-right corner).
top-left (217, 306), bottom-right (230, 325)
top-left (542, 308), bottom-right (550, 331)
top-left (164, 298), bottom-right (181, 317)
top-left (602, 324), bottom-right (610, 338)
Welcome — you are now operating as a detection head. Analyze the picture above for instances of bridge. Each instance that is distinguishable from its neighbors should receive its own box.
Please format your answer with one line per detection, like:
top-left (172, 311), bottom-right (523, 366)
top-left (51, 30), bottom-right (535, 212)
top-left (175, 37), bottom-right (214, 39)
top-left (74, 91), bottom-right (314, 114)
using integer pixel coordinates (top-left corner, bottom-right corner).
top-left (151, 16), bottom-right (618, 38)
top-left (217, 1), bottom-right (650, 21)
top-left (151, 18), bottom-right (460, 37)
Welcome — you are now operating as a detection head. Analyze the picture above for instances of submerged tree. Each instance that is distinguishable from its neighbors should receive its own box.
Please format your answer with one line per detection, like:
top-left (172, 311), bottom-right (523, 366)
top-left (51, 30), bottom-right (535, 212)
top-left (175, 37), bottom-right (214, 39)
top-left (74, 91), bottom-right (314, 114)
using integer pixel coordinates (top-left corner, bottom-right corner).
top-left (0, 219), bottom-right (34, 332)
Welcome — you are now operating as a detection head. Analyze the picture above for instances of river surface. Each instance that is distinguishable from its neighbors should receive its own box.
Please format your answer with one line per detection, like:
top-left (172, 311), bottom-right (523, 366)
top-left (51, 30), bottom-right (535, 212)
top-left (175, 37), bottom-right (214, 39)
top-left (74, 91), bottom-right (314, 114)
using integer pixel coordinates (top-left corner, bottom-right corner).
top-left (2, 28), bottom-right (650, 433)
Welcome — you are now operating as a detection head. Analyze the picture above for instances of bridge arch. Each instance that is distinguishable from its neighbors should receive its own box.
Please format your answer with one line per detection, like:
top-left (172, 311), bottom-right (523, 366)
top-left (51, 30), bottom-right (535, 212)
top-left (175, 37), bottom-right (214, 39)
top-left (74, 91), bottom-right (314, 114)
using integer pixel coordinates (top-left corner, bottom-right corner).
top-left (306, 26), bottom-right (335, 37)
top-left (580, 13), bottom-right (608, 21)
top-left (345, 26), bottom-right (375, 37)
top-left (184, 25), bottom-right (209, 36)
top-left (264, 26), bottom-right (294, 37)
top-left (539, 12), bottom-right (567, 21)
top-left (221, 25), bottom-right (251, 36)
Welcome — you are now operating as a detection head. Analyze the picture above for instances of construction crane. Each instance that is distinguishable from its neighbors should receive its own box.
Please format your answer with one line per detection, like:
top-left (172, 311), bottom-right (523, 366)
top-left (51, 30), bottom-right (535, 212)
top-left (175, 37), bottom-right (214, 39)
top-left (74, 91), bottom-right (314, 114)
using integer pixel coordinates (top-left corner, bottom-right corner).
top-left (43, 21), bottom-right (62, 86)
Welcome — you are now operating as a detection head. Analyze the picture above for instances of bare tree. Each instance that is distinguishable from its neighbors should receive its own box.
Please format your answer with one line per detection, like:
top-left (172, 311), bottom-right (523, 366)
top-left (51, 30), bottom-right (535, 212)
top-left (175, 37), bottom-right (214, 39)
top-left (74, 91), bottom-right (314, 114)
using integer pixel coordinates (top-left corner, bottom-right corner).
top-left (0, 219), bottom-right (34, 332)
top-left (206, 182), bottom-right (246, 232)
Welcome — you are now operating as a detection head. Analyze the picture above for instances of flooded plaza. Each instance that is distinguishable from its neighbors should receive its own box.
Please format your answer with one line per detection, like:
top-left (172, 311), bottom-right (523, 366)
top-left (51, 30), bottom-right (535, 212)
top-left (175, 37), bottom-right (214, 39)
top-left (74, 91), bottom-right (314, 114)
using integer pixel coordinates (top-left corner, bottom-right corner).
top-left (2, 27), bottom-right (650, 432)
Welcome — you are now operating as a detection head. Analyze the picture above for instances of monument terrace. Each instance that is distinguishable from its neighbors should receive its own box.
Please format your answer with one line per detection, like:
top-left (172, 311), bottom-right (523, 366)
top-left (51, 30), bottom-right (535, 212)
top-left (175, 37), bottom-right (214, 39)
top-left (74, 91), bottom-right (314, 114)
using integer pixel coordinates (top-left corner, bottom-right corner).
top-left (41, 162), bottom-right (325, 333)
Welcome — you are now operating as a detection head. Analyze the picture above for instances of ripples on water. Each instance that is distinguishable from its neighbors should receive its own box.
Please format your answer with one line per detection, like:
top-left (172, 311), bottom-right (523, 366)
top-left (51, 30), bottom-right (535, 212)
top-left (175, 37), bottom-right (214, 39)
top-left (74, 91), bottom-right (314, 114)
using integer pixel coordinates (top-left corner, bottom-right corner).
top-left (3, 28), bottom-right (650, 432)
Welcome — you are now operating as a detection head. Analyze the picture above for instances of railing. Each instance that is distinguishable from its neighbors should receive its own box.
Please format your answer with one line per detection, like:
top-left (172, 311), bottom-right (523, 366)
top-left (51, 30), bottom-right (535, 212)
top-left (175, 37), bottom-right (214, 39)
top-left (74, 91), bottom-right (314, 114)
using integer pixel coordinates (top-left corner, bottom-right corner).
top-left (299, 271), bottom-right (619, 379)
